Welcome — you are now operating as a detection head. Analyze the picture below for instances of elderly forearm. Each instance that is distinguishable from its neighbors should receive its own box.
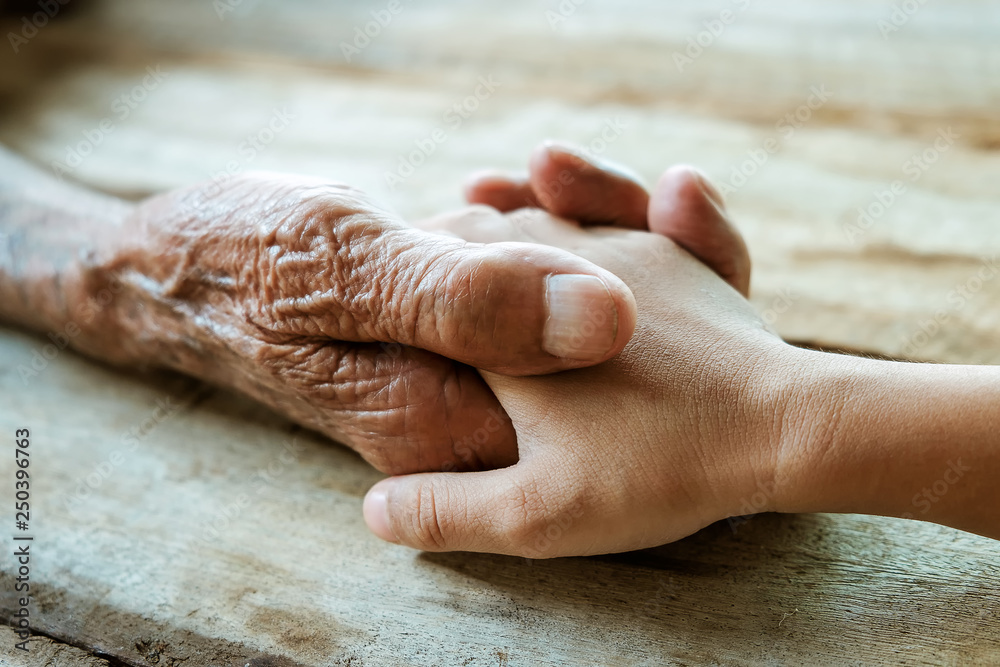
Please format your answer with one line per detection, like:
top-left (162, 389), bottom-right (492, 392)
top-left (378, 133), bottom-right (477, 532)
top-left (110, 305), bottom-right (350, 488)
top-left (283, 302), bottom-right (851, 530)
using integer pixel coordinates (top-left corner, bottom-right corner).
top-left (0, 147), bottom-right (133, 338)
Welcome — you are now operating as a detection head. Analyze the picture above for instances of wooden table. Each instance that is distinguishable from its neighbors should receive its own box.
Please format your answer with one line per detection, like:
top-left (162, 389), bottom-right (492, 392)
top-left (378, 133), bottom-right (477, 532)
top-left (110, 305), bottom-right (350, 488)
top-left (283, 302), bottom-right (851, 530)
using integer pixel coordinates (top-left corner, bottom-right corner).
top-left (1, 1), bottom-right (998, 664)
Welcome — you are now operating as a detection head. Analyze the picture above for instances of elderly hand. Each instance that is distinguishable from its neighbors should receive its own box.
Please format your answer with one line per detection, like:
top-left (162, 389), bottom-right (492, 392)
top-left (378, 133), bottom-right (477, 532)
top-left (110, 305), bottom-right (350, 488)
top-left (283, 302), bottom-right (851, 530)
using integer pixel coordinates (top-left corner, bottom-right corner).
top-left (72, 171), bottom-right (642, 475)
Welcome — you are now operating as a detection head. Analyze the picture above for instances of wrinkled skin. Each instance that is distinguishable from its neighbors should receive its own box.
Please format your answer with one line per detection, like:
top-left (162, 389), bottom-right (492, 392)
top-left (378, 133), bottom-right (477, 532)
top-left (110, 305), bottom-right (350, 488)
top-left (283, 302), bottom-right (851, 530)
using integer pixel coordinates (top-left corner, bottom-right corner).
top-left (91, 171), bottom-right (639, 474)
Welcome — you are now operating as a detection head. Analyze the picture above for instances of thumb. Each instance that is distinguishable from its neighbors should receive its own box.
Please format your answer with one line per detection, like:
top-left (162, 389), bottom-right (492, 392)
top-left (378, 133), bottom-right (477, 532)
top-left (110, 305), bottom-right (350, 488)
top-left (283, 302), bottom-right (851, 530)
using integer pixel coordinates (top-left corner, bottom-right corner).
top-left (363, 466), bottom-right (570, 556)
top-left (335, 224), bottom-right (638, 374)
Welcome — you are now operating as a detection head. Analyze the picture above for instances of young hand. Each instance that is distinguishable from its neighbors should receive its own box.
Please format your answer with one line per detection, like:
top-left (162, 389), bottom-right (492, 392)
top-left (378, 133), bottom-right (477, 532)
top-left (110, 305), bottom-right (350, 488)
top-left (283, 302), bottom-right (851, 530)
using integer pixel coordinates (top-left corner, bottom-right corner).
top-left (365, 178), bottom-right (806, 556)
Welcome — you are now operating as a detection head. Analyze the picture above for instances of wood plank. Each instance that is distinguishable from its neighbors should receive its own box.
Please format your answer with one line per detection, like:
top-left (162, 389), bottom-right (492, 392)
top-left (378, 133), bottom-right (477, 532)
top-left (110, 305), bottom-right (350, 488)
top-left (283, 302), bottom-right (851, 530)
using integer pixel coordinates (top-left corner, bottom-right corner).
top-left (0, 327), bottom-right (998, 666)
top-left (0, 1), bottom-right (998, 664)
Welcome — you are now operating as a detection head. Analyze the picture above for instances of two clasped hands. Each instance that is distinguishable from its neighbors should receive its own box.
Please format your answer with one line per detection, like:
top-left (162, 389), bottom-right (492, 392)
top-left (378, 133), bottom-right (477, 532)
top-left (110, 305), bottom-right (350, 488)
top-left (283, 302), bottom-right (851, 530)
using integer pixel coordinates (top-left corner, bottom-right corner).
top-left (2, 142), bottom-right (997, 557)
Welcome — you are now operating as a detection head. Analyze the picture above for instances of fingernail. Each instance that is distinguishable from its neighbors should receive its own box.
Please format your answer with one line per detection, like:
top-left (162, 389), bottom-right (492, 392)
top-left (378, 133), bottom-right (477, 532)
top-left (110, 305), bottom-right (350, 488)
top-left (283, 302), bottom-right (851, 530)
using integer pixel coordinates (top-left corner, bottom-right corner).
top-left (690, 168), bottom-right (726, 208)
top-left (363, 487), bottom-right (398, 543)
top-left (545, 142), bottom-right (644, 184)
top-left (543, 274), bottom-right (618, 361)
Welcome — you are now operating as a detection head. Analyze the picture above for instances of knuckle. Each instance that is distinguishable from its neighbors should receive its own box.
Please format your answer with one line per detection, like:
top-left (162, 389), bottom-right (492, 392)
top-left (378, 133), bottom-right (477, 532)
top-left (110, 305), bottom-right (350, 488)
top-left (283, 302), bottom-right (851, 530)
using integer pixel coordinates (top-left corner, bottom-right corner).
top-left (429, 250), bottom-right (480, 341)
top-left (247, 184), bottom-right (407, 338)
top-left (383, 240), bottom-right (468, 346)
top-left (324, 226), bottom-right (436, 341)
top-left (408, 480), bottom-right (454, 551)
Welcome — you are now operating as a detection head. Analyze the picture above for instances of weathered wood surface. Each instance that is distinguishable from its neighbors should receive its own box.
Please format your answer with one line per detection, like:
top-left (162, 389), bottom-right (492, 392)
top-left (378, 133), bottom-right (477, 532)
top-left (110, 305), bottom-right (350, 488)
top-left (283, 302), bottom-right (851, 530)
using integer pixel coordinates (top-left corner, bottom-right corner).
top-left (0, 627), bottom-right (110, 667)
top-left (0, 0), bottom-right (999, 665)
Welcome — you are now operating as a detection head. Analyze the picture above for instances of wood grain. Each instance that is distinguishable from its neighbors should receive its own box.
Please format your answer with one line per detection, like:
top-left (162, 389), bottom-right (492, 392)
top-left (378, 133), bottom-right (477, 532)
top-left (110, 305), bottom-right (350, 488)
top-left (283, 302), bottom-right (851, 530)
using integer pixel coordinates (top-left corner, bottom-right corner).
top-left (0, 627), bottom-right (111, 666)
top-left (0, 1), bottom-right (998, 665)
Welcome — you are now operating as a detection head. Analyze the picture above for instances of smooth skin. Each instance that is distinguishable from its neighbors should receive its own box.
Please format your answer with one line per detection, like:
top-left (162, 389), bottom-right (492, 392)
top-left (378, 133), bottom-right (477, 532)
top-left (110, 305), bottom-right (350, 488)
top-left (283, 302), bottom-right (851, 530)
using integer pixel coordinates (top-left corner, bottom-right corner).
top-left (364, 147), bottom-right (1000, 557)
